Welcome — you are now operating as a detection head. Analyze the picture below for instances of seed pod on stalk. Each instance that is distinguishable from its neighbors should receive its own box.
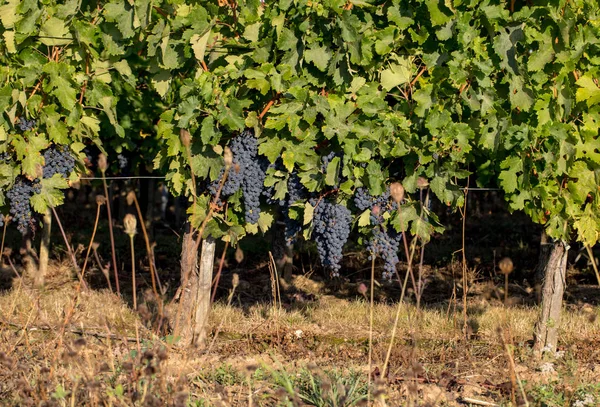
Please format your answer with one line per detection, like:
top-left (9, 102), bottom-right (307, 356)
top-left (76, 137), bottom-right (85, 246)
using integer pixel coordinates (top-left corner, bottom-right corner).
top-left (124, 214), bottom-right (138, 310)
top-left (498, 257), bottom-right (514, 306)
top-left (98, 154), bottom-right (108, 173)
top-left (124, 214), bottom-right (137, 238)
top-left (390, 182), bottom-right (405, 203)
top-left (180, 129), bottom-right (191, 148)
top-left (224, 146), bottom-right (233, 168)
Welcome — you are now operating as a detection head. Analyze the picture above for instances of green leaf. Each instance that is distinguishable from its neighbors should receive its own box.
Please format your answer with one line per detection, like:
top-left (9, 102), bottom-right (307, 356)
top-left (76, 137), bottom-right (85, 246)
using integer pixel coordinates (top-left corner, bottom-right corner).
top-left (426, 0), bottom-right (453, 27)
top-left (576, 75), bottom-right (600, 107)
top-left (152, 70), bottom-right (172, 98)
top-left (39, 17), bottom-right (71, 46)
top-left (498, 156), bottom-right (522, 193)
top-left (567, 161), bottom-right (595, 204)
top-left (390, 205), bottom-right (418, 233)
top-left (43, 62), bottom-right (77, 109)
top-left (304, 46), bottom-right (331, 72)
top-left (104, 2), bottom-right (134, 39)
top-left (381, 59), bottom-right (412, 91)
top-left (31, 175), bottom-right (69, 213)
top-left (325, 156), bottom-right (340, 186)
top-left (257, 211), bottom-right (274, 234)
top-left (509, 77), bottom-right (534, 112)
top-left (574, 207), bottom-right (599, 246)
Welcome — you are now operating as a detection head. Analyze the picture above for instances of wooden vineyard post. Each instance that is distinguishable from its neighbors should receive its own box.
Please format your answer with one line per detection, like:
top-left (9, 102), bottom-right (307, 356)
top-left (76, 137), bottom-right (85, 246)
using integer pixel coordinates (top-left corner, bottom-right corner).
top-left (175, 225), bottom-right (216, 347)
top-left (193, 236), bottom-right (216, 346)
top-left (533, 240), bottom-right (568, 355)
top-left (36, 209), bottom-right (52, 287)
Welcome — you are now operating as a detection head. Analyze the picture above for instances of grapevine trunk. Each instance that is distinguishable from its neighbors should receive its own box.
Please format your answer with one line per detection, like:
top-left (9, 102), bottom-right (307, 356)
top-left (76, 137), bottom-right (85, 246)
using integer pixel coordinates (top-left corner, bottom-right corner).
top-left (533, 240), bottom-right (568, 354)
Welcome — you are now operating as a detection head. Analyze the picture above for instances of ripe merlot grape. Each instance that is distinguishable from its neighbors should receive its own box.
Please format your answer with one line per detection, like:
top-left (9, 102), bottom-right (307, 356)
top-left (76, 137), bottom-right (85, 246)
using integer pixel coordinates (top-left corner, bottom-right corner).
top-left (17, 118), bottom-right (36, 132)
top-left (210, 130), bottom-right (268, 224)
top-left (311, 199), bottom-right (351, 277)
top-left (6, 177), bottom-right (40, 234)
top-left (43, 146), bottom-right (75, 178)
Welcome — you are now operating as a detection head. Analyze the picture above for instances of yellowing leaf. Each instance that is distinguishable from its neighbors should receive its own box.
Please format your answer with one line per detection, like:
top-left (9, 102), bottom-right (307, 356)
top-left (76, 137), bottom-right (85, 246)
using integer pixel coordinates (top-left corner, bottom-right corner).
top-left (358, 209), bottom-right (371, 227)
top-left (3, 31), bottom-right (16, 53)
top-left (282, 150), bottom-right (295, 172)
top-left (191, 30), bottom-right (211, 62)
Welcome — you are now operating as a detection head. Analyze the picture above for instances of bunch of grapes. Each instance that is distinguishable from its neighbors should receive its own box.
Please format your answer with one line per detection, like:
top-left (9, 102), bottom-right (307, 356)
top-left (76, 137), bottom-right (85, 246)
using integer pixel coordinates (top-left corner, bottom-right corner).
top-left (0, 214), bottom-right (4, 227)
top-left (211, 130), bottom-right (268, 224)
top-left (17, 118), bottom-right (36, 132)
top-left (321, 151), bottom-right (340, 172)
top-left (6, 178), bottom-right (40, 234)
top-left (43, 146), bottom-right (75, 178)
top-left (354, 187), bottom-right (403, 280)
top-left (367, 225), bottom-right (403, 280)
top-left (311, 199), bottom-right (352, 277)
top-left (0, 152), bottom-right (10, 163)
top-left (282, 173), bottom-right (308, 244)
top-left (117, 154), bottom-right (128, 170)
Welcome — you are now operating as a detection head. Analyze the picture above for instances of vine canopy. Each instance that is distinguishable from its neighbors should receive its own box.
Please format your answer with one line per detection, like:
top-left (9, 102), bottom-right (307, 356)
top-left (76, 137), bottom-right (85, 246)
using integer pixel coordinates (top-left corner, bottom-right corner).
top-left (0, 0), bottom-right (599, 247)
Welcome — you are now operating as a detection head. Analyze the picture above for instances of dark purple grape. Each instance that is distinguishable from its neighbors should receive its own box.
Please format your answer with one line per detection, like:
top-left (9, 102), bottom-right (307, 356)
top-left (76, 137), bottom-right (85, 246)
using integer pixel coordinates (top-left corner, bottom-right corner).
top-left (311, 199), bottom-right (351, 277)
top-left (43, 146), bottom-right (75, 178)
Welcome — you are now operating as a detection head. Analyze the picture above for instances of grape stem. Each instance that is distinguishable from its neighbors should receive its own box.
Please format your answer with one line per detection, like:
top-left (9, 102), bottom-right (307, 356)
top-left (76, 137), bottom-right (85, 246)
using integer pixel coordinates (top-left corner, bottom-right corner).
top-left (100, 171), bottom-right (120, 296)
top-left (50, 207), bottom-right (86, 289)
top-left (130, 190), bottom-right (163, 326)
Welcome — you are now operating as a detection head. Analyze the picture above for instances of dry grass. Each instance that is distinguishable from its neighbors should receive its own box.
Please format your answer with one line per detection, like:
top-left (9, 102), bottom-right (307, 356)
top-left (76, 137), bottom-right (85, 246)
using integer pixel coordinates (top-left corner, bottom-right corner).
top-left (0, 267), bottom-right (599, 406)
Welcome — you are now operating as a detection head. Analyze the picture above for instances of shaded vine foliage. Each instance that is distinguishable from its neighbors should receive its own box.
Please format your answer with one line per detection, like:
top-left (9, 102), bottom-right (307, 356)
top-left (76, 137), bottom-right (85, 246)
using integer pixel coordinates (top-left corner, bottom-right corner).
top-left (0, 0), bottom-right (599, 275)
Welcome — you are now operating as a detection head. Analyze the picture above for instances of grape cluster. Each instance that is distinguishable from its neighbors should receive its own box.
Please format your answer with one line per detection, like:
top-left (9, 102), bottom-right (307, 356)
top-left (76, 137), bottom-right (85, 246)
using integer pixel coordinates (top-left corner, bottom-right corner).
top-left (322, 151), bottom-right (345, 173)
top-left (0, 152), bottom-right (10, 163)
top-left (282, 173), bottom-right (308, 244)
top-left (354, 187), bottom-right (403, 280)
top-left (6, 178), bottom-right (40, 234)
top-left (117, 154), bottom-right (128, 170)
top-left (211, 130), bottom-right (268, 224)
top-left (0, 214), bottom-right (4, 227)
top-left (354, 187), bottom-right (395, 224)
top-left (17, 118), bottom-right (36, 132)
top-left (367, 226), bottom-right (402, 280)
top-left (311, 199), bottom-right (351, 276)
top-left (43, 146), bottom-right (76, 178)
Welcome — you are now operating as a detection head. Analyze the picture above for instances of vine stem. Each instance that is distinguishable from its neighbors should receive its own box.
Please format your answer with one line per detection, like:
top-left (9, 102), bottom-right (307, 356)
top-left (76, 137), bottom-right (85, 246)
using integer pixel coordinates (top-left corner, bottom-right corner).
top-left (129, 235), bottom-right (137, 311)
top-left (211, 241), bottom-right (230, 304)
top-left (0, 216), bottom-right (8, 260)
top-left (52, 200), bottom-right (102, 365)
top-left (258, 93), bottom-right (280, 120)
top-left (367, 255), bottom-right (376, 403)
top-left (50, 207), bottom-right (85, 286)
top-left (80, 202), bottom-right (102, 279)
top-left (101, 171), bottom-right (120, 295)
top-left (585, 244), bottom-right (600, 286)
top-left (130, 191), bottom-right (162, 317)
top-left (410, 65), bottom-right (427, 87)
top-left (382, 197), bottom-right (426, 378)
top-left (461, 180), bottom-right (469, 338)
